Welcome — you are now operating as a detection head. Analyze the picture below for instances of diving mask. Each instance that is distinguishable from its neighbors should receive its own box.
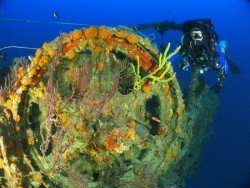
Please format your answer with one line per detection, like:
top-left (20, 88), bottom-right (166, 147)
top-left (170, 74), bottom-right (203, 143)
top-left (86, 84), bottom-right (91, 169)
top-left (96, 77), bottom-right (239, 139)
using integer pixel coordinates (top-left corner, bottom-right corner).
top-left (190, 28), bottom-right (203, 42)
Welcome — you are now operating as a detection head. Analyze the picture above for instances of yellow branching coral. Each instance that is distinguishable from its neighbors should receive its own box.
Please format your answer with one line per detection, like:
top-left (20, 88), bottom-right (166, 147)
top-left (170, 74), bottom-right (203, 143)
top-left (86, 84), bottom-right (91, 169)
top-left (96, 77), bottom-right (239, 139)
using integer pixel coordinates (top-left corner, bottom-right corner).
top-left (131, 43), bottom-right (181, 90)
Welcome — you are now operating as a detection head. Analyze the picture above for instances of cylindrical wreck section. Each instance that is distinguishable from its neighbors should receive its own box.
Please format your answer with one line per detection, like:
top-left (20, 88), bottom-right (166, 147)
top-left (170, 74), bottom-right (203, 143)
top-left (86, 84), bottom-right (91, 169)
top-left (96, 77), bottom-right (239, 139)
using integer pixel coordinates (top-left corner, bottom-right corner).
top-left (0, 26), bottom-right (218, 187)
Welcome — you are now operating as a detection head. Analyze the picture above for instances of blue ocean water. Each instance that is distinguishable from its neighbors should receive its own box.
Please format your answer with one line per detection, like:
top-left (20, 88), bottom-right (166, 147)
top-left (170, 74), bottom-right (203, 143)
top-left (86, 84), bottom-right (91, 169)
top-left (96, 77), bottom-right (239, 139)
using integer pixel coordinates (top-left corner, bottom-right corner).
top-left (0, 0), bottom-right (249, 187)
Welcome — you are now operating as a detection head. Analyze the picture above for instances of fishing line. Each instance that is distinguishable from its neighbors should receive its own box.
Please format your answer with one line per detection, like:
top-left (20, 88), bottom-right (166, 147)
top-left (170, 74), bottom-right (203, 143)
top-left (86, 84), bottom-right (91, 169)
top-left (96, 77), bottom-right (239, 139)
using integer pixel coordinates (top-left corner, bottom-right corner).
top-left (0, 17), bottom-right (91, 27)
top-left (0, 17), bottom-right (91, 52)
top-left (0, 46), bottom-right (37, 51)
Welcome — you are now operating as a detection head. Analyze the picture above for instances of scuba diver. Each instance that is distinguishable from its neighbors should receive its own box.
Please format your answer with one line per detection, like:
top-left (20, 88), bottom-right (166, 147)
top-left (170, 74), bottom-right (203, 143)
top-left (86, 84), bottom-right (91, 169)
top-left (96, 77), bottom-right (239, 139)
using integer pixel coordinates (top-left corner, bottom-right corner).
top-left (133, 19), bottom-right (241, 93)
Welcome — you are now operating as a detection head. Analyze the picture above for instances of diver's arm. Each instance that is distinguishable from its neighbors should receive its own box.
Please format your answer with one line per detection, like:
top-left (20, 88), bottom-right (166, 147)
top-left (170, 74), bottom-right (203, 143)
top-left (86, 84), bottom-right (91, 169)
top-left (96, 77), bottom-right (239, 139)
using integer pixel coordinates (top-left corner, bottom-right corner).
top-left (211, 69), bottom-right (226, 93)
top-left (210, 41), bottom-right (230, 93)
top-left (132, 20), bottom-right (183, 35)
top-left (217, 67), bottom-right (227, 86)
top-left (212, 63), bottom-right (227, 93)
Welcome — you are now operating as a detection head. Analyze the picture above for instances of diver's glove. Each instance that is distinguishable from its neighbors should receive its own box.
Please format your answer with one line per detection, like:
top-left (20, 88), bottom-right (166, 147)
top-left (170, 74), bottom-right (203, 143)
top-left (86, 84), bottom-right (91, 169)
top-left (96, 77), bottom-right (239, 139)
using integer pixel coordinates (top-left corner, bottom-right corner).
top-left (211, 83), bottom-right (222, 94)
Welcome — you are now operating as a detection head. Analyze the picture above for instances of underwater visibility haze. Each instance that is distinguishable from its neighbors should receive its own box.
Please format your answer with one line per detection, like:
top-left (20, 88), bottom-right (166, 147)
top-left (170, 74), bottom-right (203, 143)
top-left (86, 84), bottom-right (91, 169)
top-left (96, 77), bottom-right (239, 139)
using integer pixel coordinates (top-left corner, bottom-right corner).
top-left (0, 0), bottom-right (249, 187)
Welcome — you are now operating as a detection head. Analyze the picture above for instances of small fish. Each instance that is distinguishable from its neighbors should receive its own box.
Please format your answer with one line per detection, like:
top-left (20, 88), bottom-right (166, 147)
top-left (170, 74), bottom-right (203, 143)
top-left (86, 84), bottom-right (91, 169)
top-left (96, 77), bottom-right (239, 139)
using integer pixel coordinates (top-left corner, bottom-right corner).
top-left (151, 116), bottom-right (161, 123)
top-left (53, 12), bottom-right (60, 18)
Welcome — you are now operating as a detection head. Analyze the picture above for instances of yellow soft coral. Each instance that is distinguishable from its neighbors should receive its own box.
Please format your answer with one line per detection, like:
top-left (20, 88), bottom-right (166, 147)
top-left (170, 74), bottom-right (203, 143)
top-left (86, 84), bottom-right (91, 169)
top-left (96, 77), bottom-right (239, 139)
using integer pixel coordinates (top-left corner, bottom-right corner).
top-left (38, 55), bottom-right (49, 66)
top-left (5, 99), bottom-right (12, 110)
top-left (0, 158), bottom-right (4, 169)
top-left (35, 48), bottom-right (42, 57)
top-left (72, 29), bottom-right (83, 41)
top-left (126, 129), bottom-right (136, 140)
top-left (98, 27), bottom-right (112, 39)
top-left (115, 30), bottom-right (127, 38)
top-left (166, 148), bottom-right (175, 158)
top-left (84, 26), bottom-right (98, 39)
top-left (20, 77), bottom-right (32, 86)
top-left (126, 33), bottom-right (139, 44)
top-left (8, 92), bottom-right (21, 103)
top-left (17, 67), bottom-right (25, 80)
top-left (94, 45), bottom-right (102, 54)
top-left (42, 42), bottom-right (50, 51)
top-left (65, 50), bottom-right (76, 60)
top-left (75, 122), bottom-right (85, 131)
top-left (47, 48), bottom-right (56, 58)
top-left (29, 82), bottom-right (45, 99)
top-left (13, 113), bottom-right (20, 122)
top-left (58, 113), bottom-right (68, 124)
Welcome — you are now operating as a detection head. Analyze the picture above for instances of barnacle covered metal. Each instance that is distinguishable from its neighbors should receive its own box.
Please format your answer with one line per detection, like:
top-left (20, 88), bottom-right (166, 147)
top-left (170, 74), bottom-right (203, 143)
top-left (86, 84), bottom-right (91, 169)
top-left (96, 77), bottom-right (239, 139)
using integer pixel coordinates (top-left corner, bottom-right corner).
top-left (0, 26), bottom-right (219, 187)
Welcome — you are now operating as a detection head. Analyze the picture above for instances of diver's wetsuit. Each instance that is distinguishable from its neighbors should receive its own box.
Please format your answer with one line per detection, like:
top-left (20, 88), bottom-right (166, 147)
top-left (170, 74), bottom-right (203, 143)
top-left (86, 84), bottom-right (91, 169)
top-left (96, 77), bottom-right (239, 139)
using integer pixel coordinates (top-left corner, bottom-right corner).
top-left (133, 19), bottom-right (228, 93)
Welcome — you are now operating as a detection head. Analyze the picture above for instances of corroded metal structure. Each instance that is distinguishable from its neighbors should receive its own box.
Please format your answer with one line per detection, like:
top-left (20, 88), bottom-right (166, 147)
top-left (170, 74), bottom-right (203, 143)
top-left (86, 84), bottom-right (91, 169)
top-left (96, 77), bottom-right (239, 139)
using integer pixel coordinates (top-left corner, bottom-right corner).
top-left (0, 26), bottom-right (218, 187)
